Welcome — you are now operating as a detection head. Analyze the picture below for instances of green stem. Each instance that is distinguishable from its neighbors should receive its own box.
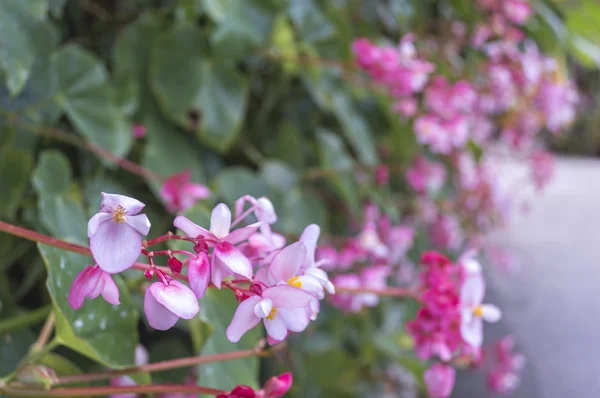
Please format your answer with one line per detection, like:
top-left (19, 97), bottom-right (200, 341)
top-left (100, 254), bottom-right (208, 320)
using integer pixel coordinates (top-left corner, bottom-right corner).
top-left (0, 306), bottom-right (51, 335)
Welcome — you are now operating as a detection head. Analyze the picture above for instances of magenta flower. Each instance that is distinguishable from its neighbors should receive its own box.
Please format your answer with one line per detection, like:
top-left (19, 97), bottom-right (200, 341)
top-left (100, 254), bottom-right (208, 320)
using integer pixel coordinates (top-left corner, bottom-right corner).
top-left (226, 285), bottom-right (314, 343)
top-left (174, 203), bottom-right (260, 287)
top-left (235, 195), bottom-right (278, 242)
top-left (68, 265), bottom-right (120, 309)
top-left (88, 193), bottom-right (151, 274)
top-left (159, 170), bottom-right (211, 213)
top-left (262, 372), bottom-right (293, 397)
top-left (131, 124), bottom-right (146, 139)
top-left (424, 363), bottom-right (456, 398)
top-left (460, 274), bottom-right (501, 349)
top-left (144, 280), bottom-right (199, 330)
top-left (188, 252), bottom-right (210, 298)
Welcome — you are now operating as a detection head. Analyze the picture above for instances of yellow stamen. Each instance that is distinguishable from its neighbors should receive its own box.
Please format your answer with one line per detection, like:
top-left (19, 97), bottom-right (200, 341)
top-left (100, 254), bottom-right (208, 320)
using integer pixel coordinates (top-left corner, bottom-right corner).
top-left (288, 276), bottom-right (302, 288)
top-left (473, 305), bottom-right (483, 318)
top-left (113, 206), bottom-right (127, 224)
top-left (266, 307), bottom-right (277, 321)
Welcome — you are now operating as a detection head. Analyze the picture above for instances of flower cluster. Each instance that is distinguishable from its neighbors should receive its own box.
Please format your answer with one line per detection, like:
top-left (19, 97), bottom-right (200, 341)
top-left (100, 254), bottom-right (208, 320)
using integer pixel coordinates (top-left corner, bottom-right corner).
top-left (487, 335), bottom-right (526, 395)
top-left (69, 192), bottom-right (334, 345)
top-left (406, 251), bottom-right (501, 397)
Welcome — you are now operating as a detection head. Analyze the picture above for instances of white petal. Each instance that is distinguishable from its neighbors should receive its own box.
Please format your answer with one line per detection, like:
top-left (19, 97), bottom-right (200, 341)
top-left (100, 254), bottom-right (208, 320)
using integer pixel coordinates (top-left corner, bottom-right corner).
top-left (461, 316), bottom-right (483, 348)
top-left (125, 214), bottom-right (151, 236)
top-left (462, 258), bottom-right (482, 276)
top-left (173, 216), bottom-right (214, 240)
top-left (144, 285), bottom-right (179, 330)
top-left (87, 213), bottom-right (113, 238)
top-left (278, 307), bottom-right (310, 332)
top-left (149, 280), bottom-right (199, 320)
top-left (90, 222), bottom-right (142, 274)
top-left (264, 313), bottom-right (287, 341)
top-left (257, 197), bottom-right (277, 223)
top-left (481, 304), bottom-right (502, 322)
top-left (100, 193), bottom-right (145, 215)
top-left (296, 276), bottom-right (324, 299)
top-left (299, 224), bottom-right (320, 267)
top-left (253, 298), bottom-right (273, 318)
top-left (269, 241), bottom-right (306, 282)
top-left (210, 203), bottom-right (231, 239)
top-left (460, 275), bottom-right (485, 308)
top-left (226, 296), bottom-right (262, 343)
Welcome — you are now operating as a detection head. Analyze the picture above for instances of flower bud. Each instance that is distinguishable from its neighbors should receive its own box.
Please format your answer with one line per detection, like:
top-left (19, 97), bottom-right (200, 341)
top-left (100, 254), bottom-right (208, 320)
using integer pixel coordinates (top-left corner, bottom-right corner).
top-left (17, 364), bottom-right (58, 388)
top-left (167, 256), bottom-right (183, 273)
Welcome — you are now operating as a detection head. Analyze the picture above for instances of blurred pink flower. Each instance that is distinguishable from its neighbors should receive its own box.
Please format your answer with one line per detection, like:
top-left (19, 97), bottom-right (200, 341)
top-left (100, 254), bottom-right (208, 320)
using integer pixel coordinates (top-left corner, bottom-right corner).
top-left (160, 170), bottom-right (210, 213)
top-left (424, 363), bottom-right (456, 398)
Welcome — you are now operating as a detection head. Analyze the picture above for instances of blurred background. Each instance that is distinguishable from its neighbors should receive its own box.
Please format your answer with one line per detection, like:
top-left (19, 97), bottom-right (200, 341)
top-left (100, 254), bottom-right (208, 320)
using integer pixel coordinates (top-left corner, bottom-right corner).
top-left (0, 0), bottom-right (599, 397)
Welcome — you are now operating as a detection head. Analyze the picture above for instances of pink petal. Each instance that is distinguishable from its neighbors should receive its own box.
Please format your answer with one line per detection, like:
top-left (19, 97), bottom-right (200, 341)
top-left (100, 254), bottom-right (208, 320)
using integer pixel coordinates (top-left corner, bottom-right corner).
top-left (188, 253), bottom-right (211, 298)
top-left (100, 193), bottom-right (145, 215)
top-left (211, 255), bottom-right (225, 288)
top-left (173, 216), bottom-right (214, 240)
top-left (183, 183), bottom-right (211, 200)
top-left (278, 307), bottom-right (310, 332)
top-left (109, 376), bottom-right (137, 398)
top-left (264, 313), bottom-right (287, 341)
top-left (296, 276), bottom-right (325, 299)
top-left (299, 224), bottom-right (320, 267)
top-left (257, 197), bottom-right (277, 223)
top-left (68, 265), bottom-right (101, 309)
top-left (226, 296), bottom-right (262, 343)
top-left (100, 273), bottom-right (120, 305)
top-left (144, 284), bottom-right (179, 330)
top-left (234, 195), bottom-right (256, 219)
top-left (88, 271), bottom-right (106, 299)
top-left (125, 214), bottom-right (151, 236)
top-left (90, 222), bottom-right (142, 274)
top-left (225, 222), bottom-right (262, 245)
top-left (213, 242), bottom-right (253, 280)
top-left (263, 285), bottom-right (315, 308)
top-left (460, 275), bottom-right (485, 307)
top-left (149, 280), bottom-right (199, 320)
top-left (210, 203), bottom-right (231, 239)
top-left (263, 373), bottom-right (293, 397)
top-left (269, 241), bottom-right (306, 282)
top-left (87, 213), bottom-right (113, 238)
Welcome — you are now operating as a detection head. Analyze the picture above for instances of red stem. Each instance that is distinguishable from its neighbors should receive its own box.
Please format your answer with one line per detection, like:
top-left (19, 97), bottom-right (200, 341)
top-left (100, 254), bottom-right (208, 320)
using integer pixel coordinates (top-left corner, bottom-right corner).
top-left (335, 286), bottom-right (418, 298)
top-left (2, 384), bottom-right (224, 397)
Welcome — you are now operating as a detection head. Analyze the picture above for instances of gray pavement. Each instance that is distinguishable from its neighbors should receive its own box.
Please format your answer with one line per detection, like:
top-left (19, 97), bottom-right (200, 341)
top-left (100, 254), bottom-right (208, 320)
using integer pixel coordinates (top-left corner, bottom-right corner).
top-left (453, 156), bottom-right (600, 398)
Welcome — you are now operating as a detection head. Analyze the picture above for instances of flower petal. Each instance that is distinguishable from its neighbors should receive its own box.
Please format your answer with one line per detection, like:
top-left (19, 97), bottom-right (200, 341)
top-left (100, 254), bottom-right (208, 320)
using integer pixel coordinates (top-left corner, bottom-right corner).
top-left (264, 313), bottom-right (287, 341)
top-left (461, 316), bottom-right (483, 348)
top-left (68, 266), bottom-right (101, 309)
top-left (296, 276), bottom-right (324, 299)
top-left (87, 213), bottom-right (113, 238)
top-left (278, 307), bottom-right (310, 332)
top-left (90, 222), bottom-right (142, 273)
top-left (149, 280), bottom-right (199, 320)
top-left (269, 241), bottom-right (306, 282)
top-left (263, 372), bottom-right (293, 397)
top-left (481, 304), bottom-right (502, 322)
top-left (263, 285), bottom-right (315, 308)
top-left (88, 272), bottom-right (106, 299)
top-left (125, 214), bottom-right (151, 236)
top-left (100, 273), bottom-right (120, 305)
top-left (299, 224), bottom-right (320, 267)
top-left (253, 298), bottom-right (273, 318)
top-left (213, 243), bottom-right (253, 280)
top-left (226, 296), bottom-right (262, 343)
top-left (211, 255), bottom-right (225, 288)
top-left (225, 222), bottom-right (262, 245)
top-left (100, 193), bottom-right (145, 215)
top-left (210, 203), bottom-right (231, 239)
top-left (257, 197), bottom-right (277, 224)
top-left (173, 216), bottom-right (214, 240)
top-left (460, 275), bottom-right (485, 308)
top-left (143, 284), bottom-right (179, 330)
top-left (304, 267), bottom-right (335, 294)
top-left (188, 253), bottom-right (211, 298)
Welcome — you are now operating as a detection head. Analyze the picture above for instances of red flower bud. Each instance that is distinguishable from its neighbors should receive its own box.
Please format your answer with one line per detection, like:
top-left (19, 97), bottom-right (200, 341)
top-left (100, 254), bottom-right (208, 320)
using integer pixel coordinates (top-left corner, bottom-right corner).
top-left (167, 256), bottom-right (183, 273)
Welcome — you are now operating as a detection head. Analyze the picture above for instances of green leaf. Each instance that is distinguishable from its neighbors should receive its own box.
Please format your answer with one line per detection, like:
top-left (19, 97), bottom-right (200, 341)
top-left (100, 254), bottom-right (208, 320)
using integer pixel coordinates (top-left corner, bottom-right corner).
top-left (141, 113), bottom-right (206, 198)
top-left (0, 328), bottom-right (35, 376)
top-left (270, 14), bottom-right (299, 75)
top-left (288, 0), bottom-right (336, 43)
top-left (197, 288), bottom-right (260, 391)
top-left (0, 146), bottom-right (33, 220)
top-left (277, 189), bottom-right (328, 235)
top-left (215, 167), bottom-right (270, 205)
top-left (210, 0), bottom-right (276, 59)
top-left (48, 0), bottom-right (68, 18)
top-left (52, 44), bottom-right (133, 158)
top-left (0, 0), bottom-right (57, 95)
top-left (316, 129), bottom-right (359, 213)
top-left (149, 336), bottom-right (194, 384)
top-left (150, 24), bottom-right (249, 151)
top-left (32, 150), bottom-right (72, 196)
top-left (38, 244), bottom-right (139, 368)
top-left (331, 93), bottom-right (378, 166)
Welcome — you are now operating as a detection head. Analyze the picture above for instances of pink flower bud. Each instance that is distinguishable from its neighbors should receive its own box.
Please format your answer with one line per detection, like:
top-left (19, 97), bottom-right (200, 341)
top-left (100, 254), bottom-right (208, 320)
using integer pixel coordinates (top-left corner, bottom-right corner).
top-left (132, 124), bottom-right (146, 139)
top-left (263, 372), bottom-right (293, 397)
top-left (188, 253), bottom-right (210, 298)
top-left (68, 264), bottom-right (120, 309)
top-left (168, 257), bottom-right (183, 274)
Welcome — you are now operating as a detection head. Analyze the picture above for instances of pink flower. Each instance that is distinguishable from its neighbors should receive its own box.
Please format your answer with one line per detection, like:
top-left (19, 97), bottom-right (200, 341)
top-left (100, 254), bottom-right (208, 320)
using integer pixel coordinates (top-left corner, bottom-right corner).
top-left (188, 252), bottom-right (211, 298)
top-left (298, 225), bottom-right (335, 295)
top-left (262, 372), bottom-right (293, 397)
top-left (226, 285), bottom-right (314, 343)
top-left (131, 124), bottom-right (146, 139)
top-left (460, 274), bottom-right (501, 349)
top-left (88, 193), bottom-right (151, 274)
top-left (235, 195), bottom-right (278, 243)
top-left (159, 170), bottom-right (210, 213)
top-left (428, 214), bottom-right (464, 250)
top-left (144, 280), bottom-right (199, 330)
top-left (424, 363), bottom-right (456, 398)
top-left (174, 203), bottom-right (261, 287)
top-left (268, 241), bottom-right (325, 299)
top-left (503, 0), bottom-right (533, 24)
top-left (487, 335), bottom-right (526, 395)
top-left (406, 157), bottom-right (447, 196)
top-left (68, 265), bottom-right (120, 309)
top-left (529, 151), bottom-right (554, 190)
